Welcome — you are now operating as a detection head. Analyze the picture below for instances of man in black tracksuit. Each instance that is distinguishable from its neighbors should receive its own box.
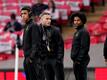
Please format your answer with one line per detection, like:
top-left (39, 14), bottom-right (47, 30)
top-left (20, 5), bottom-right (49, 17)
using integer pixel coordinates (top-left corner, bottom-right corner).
top-left (70, 12), bottom-right (90, 80)
top-left (21, 6), bottom-right (45, 80)
top-left (39, 12), bottom-right (64, 80)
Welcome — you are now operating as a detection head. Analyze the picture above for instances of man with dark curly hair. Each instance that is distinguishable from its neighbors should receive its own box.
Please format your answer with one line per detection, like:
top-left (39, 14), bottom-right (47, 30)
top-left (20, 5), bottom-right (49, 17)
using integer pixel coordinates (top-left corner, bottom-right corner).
top-left (70, 12), bottom-right (90, 80)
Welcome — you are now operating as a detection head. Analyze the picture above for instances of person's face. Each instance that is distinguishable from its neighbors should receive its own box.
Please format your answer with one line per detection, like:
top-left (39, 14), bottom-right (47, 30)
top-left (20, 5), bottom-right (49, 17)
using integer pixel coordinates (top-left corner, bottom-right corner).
top-left (37, 0), bottom-right (42, 3)
top-left (73, 16), bottom-right (83, 28)
top-left (40, 14), bottom-right (51, 27)
top-left (48, 1), bottom-right (53, 8)
top-left (21, 10), bottom-right (29, 23)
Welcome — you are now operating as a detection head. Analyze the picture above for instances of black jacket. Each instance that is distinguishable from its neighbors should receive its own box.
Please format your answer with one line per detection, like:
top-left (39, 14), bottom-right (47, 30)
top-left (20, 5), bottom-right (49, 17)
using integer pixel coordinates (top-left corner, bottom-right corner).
top-left (23, 19), bottom-right (41, 60)
top-left (104, 36), bottom-right (107, 59)
top-left (39, 25), bottom-right (64, 62)
top-left (71, 26), bottom-right (90, 63)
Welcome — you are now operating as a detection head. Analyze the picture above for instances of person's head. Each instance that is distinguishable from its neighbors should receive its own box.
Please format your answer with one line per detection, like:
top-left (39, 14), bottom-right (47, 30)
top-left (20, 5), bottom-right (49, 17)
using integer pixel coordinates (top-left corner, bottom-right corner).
top-left (10, 13), bottom-right (16, 20)
top-left (48, 0), bottom-right (56, 12)
top-left (31, 1), bottom-right (49, 16)
top-left (39, 12), bottom-right (51, 27)
top-left (37, 0), bottom-right (43, 3)
top-left (21, 6), bottom-right (32, 23)
top-left (69, 12), bottom-right (87, 28)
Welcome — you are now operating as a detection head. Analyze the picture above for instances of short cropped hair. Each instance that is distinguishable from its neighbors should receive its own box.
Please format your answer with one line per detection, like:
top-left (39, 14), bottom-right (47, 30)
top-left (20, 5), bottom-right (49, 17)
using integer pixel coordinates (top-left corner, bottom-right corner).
top-left (21, 6), bottom-right (31, 12)
top-left (21, 6), bottom-right (32, 17)
top-left (39, 12), bottom-right (51, 18)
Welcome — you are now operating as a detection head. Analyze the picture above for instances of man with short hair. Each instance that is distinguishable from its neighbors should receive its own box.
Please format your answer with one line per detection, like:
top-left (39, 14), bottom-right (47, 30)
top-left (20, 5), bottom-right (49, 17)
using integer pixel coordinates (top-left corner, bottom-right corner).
top-left (31, 0), bottom-right (49, 23)
top-left (21, 6), bottom-right (45, 80)
top-left (39, 12), bottom-right (65, 80)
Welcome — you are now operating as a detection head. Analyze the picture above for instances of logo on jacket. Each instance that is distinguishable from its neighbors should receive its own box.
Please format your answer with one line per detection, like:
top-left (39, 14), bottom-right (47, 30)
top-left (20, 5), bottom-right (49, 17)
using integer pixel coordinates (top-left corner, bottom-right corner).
top-left (75, 32), bottom-right (79, 37)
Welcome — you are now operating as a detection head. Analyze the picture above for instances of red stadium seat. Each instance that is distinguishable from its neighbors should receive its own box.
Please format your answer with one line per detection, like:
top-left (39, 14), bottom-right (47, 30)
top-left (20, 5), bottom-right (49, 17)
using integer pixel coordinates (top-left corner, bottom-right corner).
top-left (90, 35), bottom-right (99, 45)
top-left (87, 23), bottom-right (103, 36)
top-left (0, 24), bottom-right (4, 33)
top-left (20, 0), bottom-right (32, 3)
top-left (87, 23), bottom-right (96, 34)
top-left (64, 38), bottom-right (72, 50)
top-left (19, 49), bottom-right (24, 57)
top-left (0, 4), bottom-right (3, 9)
top-left (101, 23), bottom-right (107, 34)
top-left (4, 5), bottom-right (19, 14)
top-left (5, 0), bottom-right (18, 3)
top-left (0, 0), bottom-right (3, 4)
top-left (2, 11), bottom-right (11, 16)
top-left (93, 23), bottom-right (103, 36)
top-left (103, 11), bottom-right (107, 17)
top-left (99, 34), bottom-right (107, 43)
top-left (98, 16), bottom-right (107, 24)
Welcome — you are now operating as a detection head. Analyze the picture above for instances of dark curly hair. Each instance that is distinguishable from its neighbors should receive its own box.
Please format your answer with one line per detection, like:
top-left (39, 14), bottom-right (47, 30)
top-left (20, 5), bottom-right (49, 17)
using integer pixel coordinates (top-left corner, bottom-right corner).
top-left (69, 12), bottom-right (87, 24)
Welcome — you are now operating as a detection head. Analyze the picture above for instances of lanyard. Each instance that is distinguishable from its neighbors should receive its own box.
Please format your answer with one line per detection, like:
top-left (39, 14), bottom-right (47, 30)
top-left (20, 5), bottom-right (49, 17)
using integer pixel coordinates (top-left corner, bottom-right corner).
top-left (25, 25), bottom-right (29, 32)
top-left (42, 25), bottom-right (51, 52)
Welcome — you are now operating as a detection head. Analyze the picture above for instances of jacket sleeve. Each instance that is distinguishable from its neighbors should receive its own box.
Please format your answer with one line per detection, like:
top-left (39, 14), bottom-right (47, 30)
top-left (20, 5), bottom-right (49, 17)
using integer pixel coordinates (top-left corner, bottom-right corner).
top-left (55, 29), bottom-right (64, 62)
top-left (76, 31), bottom-right (90, 62)
top-left (104, 37), bottom-right (107, 59)
top-left (30, 24), bottom-right (40, 60)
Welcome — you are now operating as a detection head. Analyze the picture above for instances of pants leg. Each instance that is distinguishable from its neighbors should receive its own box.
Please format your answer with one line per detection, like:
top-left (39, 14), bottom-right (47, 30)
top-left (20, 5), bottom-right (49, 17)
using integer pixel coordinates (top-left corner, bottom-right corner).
top-left (45, 62), bottom-right (55, 80)
top-left (24, 59), bottom-right (34, 80)
top-left (45, 59), bottom-right (64, 80)
top-left (35, 62), bottom-right (45, 80)
top-left (73, 63), bottom-right (87, 80)
top-left (24, 59), bottom-right (44, 80)
top-left (54, 62), bottom-right (65, 80)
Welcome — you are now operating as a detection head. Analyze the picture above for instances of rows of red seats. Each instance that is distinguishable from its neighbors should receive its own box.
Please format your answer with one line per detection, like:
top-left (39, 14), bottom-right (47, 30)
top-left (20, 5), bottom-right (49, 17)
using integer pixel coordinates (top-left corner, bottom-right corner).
top-left (64, 8), bottom-right (107, 50)
top-left (87, 10), bottom-right (107, 45)
top-left (0, 0), bottom-right (106, 51)
top-left (0, 0), bottom-right (97, 17)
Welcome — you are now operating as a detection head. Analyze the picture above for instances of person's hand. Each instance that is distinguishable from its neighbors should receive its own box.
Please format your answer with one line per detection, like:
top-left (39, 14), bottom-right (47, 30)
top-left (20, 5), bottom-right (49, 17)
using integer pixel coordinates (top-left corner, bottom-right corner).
top-left (26, 57), bottom-right (32, 64)
top-left (29, 59), bottom-right (32, 63)
top-left (75, 61), bottom-right (80, 64)
top-left (105, 59), bottom-right (107, 64)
